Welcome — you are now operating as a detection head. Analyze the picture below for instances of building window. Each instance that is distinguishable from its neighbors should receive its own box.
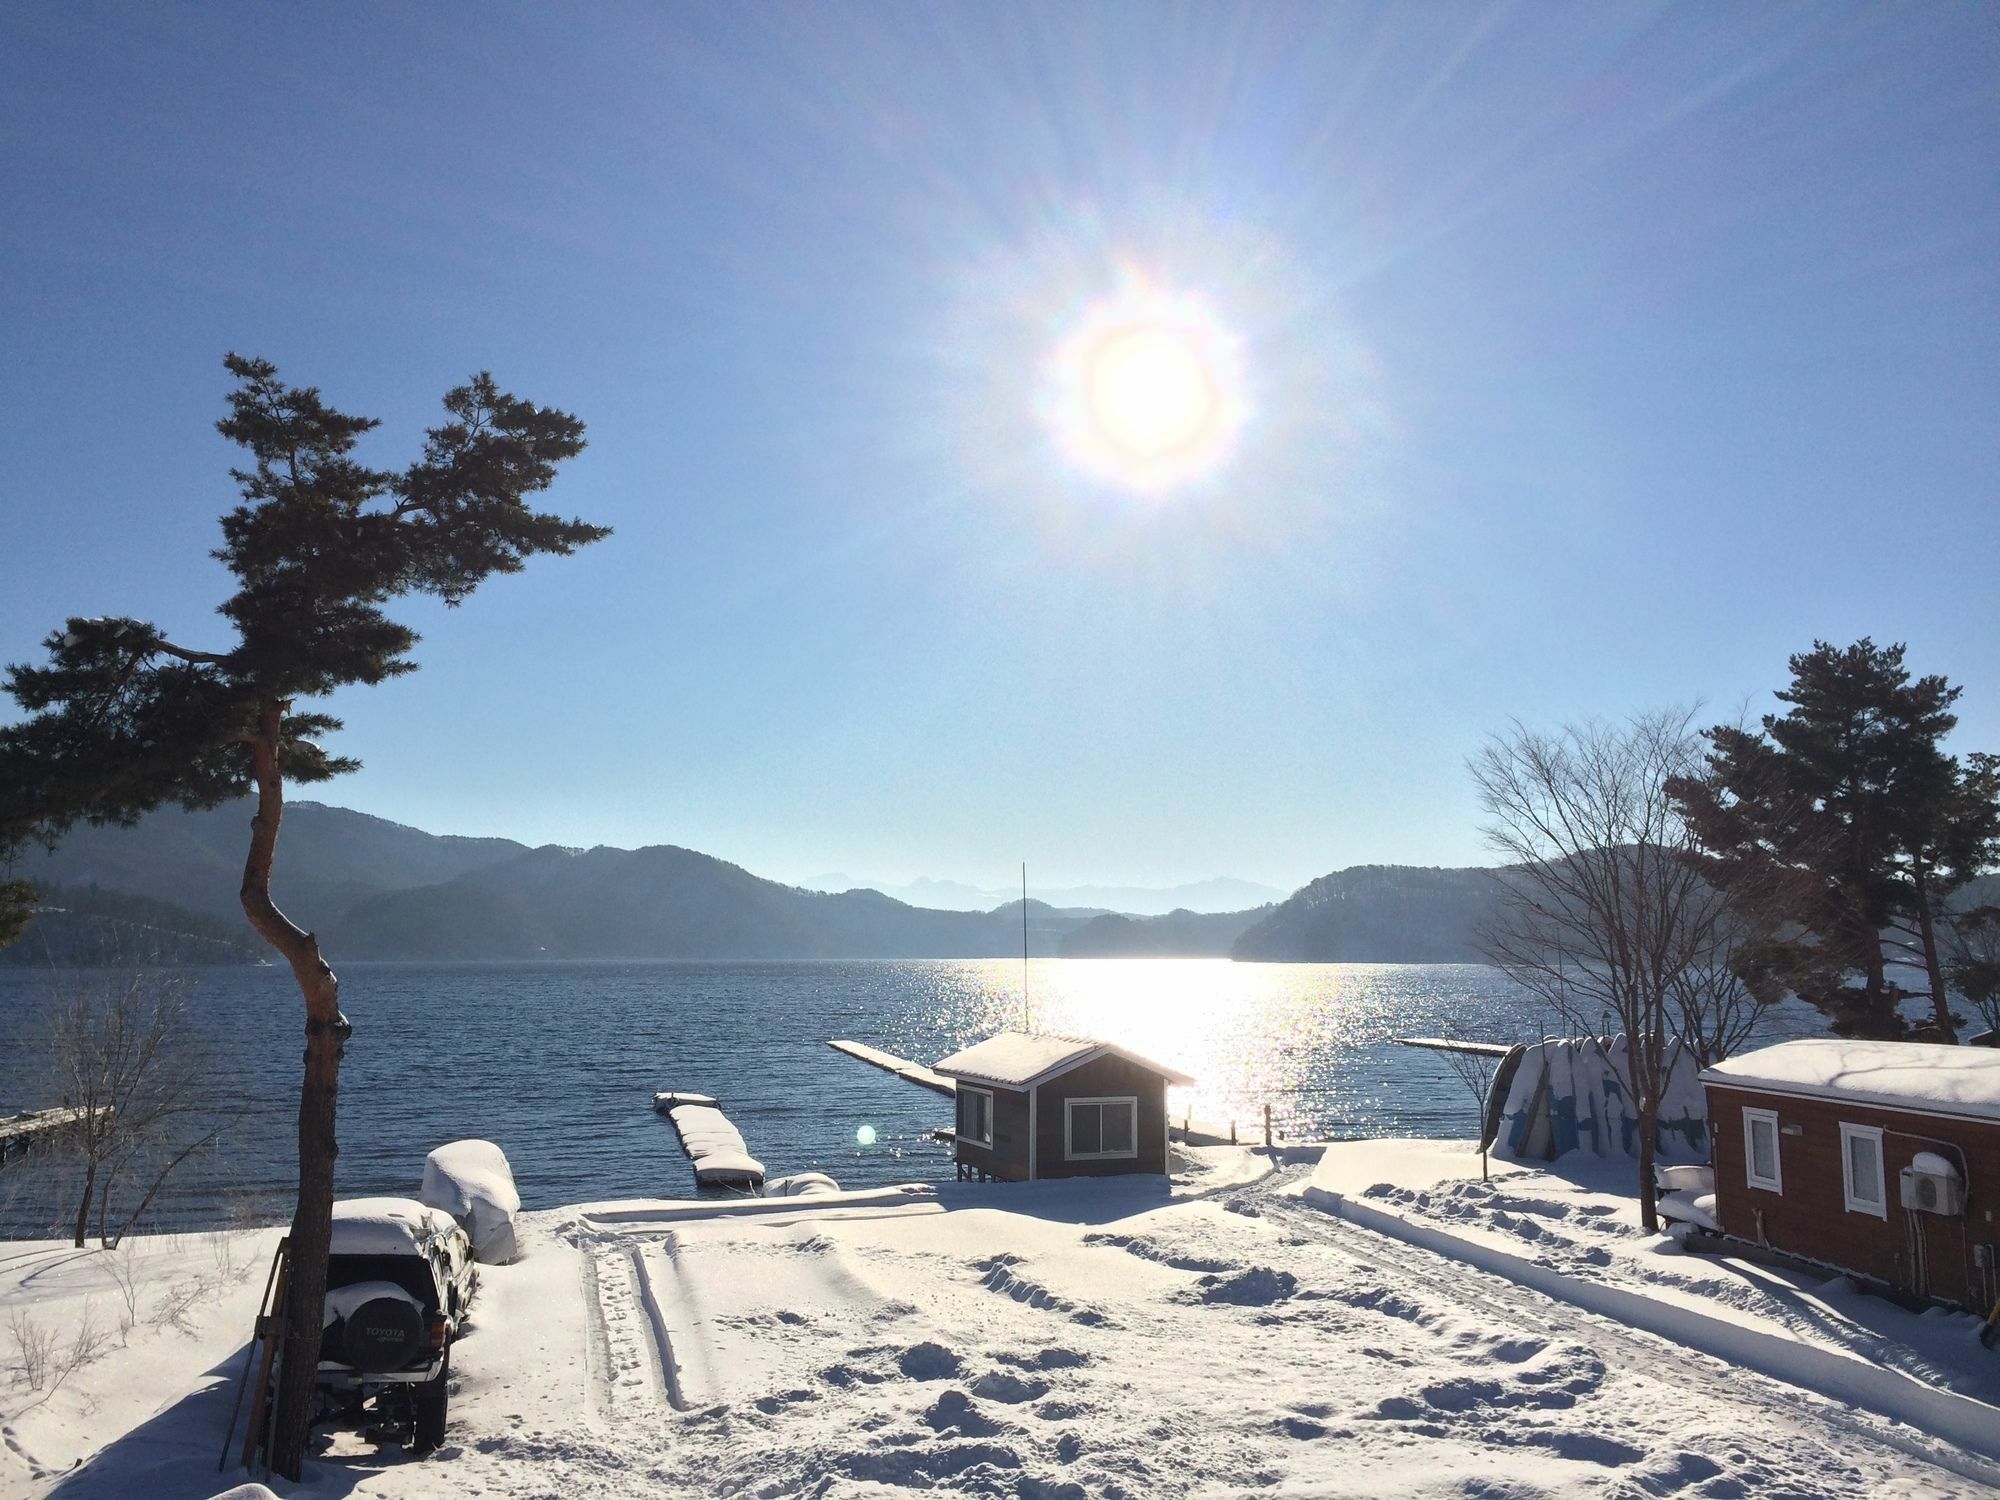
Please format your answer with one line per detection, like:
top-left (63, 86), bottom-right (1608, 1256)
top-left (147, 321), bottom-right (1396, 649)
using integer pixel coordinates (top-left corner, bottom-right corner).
top-left (957, 1086), bottom-right (993, 1147)
top-left (1065, 1097), bottom-right (1137, 1160)
top-left (1840, 1122), bottom-right (1886, 1218)
top-left (1742, 1107), bottom-right (1782, 1193)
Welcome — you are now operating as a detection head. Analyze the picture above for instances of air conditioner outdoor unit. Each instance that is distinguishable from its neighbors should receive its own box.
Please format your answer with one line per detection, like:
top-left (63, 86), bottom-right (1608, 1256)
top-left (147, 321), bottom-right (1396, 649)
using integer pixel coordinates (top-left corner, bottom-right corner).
top-left (1899, 1164), bottom-right (1966, 1216)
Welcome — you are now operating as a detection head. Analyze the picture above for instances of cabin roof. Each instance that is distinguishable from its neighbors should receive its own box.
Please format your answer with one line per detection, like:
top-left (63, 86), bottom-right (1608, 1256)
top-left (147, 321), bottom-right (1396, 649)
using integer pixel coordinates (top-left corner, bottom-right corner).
top-left (1701, 1039), bottom-right (2000, 1122)
top-left (933, 1030), bottom-right (1195, 1090)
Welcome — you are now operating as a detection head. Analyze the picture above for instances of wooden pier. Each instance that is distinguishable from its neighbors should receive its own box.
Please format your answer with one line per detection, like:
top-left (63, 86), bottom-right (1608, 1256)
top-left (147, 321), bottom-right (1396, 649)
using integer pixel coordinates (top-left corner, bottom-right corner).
top-left (0, 1106), bottom-right (91, 1166)
top-left (1394, 1037), bottom-right (1514, 1058)
top-left (826, 1040), bottom-right (956, 1097)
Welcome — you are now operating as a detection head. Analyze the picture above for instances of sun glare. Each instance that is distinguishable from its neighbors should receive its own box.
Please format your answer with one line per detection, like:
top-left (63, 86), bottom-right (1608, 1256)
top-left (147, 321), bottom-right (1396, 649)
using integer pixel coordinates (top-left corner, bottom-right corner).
top-left (1044, 275), bottom-right (1246, 494)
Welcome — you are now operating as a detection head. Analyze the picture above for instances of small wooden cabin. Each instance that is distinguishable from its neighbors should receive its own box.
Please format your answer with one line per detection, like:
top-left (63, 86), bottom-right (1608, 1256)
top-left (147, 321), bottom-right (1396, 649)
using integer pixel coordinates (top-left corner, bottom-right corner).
top-left (1701, 1039), bottom-right (2000, 1310)
top-left (933, 1032), bottom-right (1194, 1181)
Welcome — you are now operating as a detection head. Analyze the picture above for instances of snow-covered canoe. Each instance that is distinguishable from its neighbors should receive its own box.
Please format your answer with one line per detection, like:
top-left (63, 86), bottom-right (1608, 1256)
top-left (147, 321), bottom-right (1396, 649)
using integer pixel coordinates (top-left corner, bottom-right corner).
top-left (420, 1139), bottom-right (523, 1264)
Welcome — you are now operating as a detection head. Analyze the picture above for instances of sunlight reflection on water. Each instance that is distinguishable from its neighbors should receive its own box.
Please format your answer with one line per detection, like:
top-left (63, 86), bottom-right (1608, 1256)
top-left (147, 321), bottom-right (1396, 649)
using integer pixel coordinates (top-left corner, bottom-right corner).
top-left (885, 959), bottom-right (1547, 1138)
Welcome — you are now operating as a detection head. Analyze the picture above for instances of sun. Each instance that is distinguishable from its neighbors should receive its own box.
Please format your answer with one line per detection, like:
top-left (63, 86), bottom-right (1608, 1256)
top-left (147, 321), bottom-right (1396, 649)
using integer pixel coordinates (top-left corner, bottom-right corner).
top-left (1044, 275), bottom-right (1246, 493)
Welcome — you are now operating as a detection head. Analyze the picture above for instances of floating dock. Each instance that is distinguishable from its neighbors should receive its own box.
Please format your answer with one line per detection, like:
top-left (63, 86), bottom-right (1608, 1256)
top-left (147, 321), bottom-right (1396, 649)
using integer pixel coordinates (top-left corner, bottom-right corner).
top-left (652, 1092), bottom-right (764, 1188)
top-left (826, 1040), bottom-right (956, 1097)
top-left (0, 1106), bottom-right (91, 1166)
top-left (1394, 1037), bottom-right (1515, 1058)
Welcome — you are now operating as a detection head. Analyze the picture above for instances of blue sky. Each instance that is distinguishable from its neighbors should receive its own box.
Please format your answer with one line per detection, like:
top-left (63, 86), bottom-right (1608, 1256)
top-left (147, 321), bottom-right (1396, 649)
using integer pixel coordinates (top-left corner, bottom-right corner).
top-left (2, 3), bottom-right (1995, 894)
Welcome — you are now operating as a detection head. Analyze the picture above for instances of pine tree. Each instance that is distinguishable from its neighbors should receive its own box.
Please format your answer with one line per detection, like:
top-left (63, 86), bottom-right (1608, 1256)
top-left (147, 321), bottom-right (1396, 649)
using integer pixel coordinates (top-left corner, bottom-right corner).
top-left (0, 355), bottom-right (606, 1477)
top-left (1670, 640), bottom-right (1996, 1040)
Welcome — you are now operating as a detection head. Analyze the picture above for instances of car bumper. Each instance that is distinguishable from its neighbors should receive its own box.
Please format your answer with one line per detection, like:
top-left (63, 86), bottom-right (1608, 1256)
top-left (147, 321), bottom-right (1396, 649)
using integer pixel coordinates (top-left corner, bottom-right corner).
top-left (316, 1356), bottom-right (445, 1389)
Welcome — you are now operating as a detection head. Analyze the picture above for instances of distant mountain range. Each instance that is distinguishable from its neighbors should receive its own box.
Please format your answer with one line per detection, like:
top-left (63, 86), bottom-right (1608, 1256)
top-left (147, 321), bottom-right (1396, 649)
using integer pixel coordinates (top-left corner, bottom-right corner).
top-left (8, 801), bottom-right (1505, 965)
top-left (798, 872), bottom-right (1285, 916)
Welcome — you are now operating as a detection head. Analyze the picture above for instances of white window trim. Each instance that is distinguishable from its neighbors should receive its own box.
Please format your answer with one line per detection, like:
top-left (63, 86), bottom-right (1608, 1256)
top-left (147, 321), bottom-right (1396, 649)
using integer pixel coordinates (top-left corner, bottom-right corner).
top-left (1742, 1106), bottom-right (1782, 1193)
top-left (1064, 1096), bottom-right (1138, 1161)
top-left (958, 1085), bottom-right (994, 1148)
top-left (1839, 1122), bottom-right (1887, 1219)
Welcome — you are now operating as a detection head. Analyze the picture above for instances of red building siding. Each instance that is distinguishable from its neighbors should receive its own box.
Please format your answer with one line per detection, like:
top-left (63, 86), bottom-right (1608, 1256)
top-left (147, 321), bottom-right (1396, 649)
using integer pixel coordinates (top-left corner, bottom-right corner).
top-left (1706, 1083), bottom-right (2000, 1308)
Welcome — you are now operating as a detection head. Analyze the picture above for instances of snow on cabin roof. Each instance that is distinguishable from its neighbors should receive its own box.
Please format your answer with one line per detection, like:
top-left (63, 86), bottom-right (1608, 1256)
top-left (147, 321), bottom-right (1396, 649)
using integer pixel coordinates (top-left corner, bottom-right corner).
top-left (1701, 1039), bottom-right (2000, 1122)
top-left (932, 1031), bottom-right (1195, 1090)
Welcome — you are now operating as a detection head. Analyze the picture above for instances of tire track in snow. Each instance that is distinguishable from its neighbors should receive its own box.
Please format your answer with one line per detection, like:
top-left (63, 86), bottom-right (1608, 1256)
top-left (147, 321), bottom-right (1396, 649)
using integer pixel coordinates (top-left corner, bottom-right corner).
top-left (1242, 1174), bottom-right (2000, 1494)
top-left (582, 1237), bottom-right (671, 1416)
top-left (576, 1233), bottom-right (616, 1422)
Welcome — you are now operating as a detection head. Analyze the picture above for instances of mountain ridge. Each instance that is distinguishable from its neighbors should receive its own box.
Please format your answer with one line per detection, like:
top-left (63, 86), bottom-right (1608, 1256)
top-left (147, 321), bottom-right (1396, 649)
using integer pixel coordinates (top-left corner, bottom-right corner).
top-left (10, 800), bottom-right (1506, 964)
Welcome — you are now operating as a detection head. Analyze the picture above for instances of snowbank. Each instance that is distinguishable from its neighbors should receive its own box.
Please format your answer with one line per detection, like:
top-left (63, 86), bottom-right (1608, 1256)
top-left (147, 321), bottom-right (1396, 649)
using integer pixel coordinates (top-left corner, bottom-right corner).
top-left (1305, 1137), bottom-right (1523, 1199)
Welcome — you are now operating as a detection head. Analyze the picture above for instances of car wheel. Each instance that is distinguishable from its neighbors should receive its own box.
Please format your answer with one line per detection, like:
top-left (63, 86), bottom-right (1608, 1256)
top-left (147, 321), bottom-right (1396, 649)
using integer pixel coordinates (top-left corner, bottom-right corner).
top-left (413, 1347), bottom-right (450, 1453)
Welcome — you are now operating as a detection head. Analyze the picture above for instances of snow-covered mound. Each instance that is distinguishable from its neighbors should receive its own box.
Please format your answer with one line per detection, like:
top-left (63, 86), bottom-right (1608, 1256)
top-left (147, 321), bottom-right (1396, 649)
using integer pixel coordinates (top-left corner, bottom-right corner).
top-left (1494, 1035), bottom-right (1706, 1163)
top-left (764, 1171), bottom-right (841, 1197)
top-left (421, 1138), bottom-right (523, 1263)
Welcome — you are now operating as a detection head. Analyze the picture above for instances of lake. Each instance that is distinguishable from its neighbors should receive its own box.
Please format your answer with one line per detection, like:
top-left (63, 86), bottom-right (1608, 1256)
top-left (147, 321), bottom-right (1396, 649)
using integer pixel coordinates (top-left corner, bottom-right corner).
top-left (0, 958), bottom-right (1828, 1235)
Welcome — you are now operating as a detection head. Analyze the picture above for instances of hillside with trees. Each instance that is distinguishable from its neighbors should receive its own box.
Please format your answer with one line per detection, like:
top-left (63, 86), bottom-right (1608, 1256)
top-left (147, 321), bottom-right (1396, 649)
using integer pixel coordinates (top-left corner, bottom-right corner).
top-left (1228, 865), bottom-right (1502, 962)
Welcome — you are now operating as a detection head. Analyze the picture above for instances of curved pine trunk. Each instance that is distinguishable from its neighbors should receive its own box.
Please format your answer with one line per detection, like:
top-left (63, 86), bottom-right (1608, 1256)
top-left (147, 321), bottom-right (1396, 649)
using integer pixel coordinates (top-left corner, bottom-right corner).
top-left (238, 704), bottom-right (347, 1482)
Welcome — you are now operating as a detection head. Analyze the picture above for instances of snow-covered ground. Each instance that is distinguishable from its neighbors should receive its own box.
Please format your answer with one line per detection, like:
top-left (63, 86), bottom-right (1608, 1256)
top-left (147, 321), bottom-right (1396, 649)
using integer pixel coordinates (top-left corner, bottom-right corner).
top-left (5, 1145), bottom-right (1999, 1498)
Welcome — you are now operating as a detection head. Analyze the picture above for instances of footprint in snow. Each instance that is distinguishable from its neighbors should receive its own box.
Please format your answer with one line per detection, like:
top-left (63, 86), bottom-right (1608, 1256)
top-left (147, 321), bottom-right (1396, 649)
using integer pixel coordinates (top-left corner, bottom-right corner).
top-left (1190, 1266), bottom-right (1298, 1306)
top-left (923, 1388), bottom-right (1010, 1437)
top-left (996, 1346), bottom-right (1089, 1371)
top-left (970, 1370), bottom-right (1049, 1404)
top-left (898, 1341), bottom-right (964, 1380)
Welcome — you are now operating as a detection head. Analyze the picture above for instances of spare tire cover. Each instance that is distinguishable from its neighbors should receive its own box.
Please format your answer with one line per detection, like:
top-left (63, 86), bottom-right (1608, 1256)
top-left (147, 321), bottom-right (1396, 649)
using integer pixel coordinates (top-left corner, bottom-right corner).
top-left (338, 1294), bottom-right (427, 1372)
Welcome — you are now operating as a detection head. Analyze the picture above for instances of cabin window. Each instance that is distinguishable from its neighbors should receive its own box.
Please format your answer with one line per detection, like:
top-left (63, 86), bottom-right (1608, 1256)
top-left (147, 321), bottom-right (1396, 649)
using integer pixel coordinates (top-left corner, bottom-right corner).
top-left (1742, 1107), bottom-right (1782, 1193)
top-left (1840, 1123), bottom-right (1886, 1218)
top-left (1064, 1097), bottom-right (1137, 1160)
top-left (957, 1086), bottom-right (993, 1147)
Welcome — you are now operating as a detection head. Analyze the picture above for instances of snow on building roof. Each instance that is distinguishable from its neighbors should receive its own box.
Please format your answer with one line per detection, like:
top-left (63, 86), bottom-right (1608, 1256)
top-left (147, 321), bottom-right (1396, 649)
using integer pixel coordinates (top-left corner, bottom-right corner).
top-left (1701, 1039), bottom-right (2000, 1122)
top-left (932, 1031), bottom-right (1195, 1090)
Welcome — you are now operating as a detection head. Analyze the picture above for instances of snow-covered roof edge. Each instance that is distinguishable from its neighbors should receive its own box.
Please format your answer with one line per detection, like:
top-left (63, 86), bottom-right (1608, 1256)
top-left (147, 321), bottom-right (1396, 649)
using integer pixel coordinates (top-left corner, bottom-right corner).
top-left (934, 1031), bottom-right (1195, 1090)
top-left (1700, 1039), bottom-right (2000, 1123)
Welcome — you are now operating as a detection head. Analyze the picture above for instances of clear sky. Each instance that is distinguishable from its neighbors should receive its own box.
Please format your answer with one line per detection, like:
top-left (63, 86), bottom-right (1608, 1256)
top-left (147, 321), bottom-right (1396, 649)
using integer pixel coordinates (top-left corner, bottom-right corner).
top-left (2, 3), bottom-right (1996, 895)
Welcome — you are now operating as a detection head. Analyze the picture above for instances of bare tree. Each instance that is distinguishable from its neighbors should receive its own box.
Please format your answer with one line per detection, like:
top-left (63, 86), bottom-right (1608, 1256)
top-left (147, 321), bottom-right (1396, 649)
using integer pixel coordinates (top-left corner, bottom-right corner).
top-left (1472, 708), bottom-right (1750, 1231)
top-left (1664, 940), bottom-right (1762, 1066)
top-left (1945, 902), bottom-right (2000, 1041)
top-left (45, 971), bottom-right (223, 1248)
top-left (1432, 1022), bottom-right (1500, 1182)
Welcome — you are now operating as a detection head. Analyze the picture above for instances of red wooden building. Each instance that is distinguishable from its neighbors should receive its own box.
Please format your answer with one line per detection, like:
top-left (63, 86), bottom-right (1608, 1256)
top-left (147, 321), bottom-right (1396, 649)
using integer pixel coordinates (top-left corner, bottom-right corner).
top-left (1701, 1039), bottom-right (2000, 1310)
top-left (933, 1032), bottom-right (1194, 1181)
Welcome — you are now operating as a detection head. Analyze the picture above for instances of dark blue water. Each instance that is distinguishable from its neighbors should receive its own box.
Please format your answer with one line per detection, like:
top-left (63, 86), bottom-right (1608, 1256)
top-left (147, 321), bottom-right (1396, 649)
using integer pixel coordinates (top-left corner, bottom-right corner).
top-left (0, 958), bottom-right (1828, 1235)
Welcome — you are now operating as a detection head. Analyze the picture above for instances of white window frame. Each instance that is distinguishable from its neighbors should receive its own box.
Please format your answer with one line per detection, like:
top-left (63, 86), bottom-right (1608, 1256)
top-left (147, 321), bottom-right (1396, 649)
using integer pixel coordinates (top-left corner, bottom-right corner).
top-left (1064, 1096), bottom-right (1138, 1161)
top-left (1839, 1122), bottom-right (1887, 1219)
top-left (1742, 1106), bottom-right (1782, 1193)
top-left (957, 1085), bottom-right (994, 1148)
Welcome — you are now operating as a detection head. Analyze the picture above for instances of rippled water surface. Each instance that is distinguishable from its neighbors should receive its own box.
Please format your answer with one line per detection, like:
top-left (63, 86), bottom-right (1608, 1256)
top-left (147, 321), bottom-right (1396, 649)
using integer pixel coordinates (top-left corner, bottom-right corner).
top-left (0, 959), bottom-right (1825, 1233)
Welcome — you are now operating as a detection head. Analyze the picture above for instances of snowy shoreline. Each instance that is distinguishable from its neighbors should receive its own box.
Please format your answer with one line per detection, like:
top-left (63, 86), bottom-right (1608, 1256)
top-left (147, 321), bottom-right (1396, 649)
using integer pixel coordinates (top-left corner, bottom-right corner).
top-left (5, 1144), bottom-right (1998, 1498)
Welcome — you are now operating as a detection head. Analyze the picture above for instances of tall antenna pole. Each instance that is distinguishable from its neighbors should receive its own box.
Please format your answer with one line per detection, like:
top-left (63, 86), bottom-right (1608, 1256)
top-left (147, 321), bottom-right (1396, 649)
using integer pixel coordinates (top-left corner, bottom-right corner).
top-left (1021, 861), bottom-right (1030, 1034)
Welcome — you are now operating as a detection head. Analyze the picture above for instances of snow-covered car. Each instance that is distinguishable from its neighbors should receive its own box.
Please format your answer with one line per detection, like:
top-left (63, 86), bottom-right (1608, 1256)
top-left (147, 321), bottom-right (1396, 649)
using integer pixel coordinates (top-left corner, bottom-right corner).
top-left (314, 1196), bottom-right (477, 1451)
